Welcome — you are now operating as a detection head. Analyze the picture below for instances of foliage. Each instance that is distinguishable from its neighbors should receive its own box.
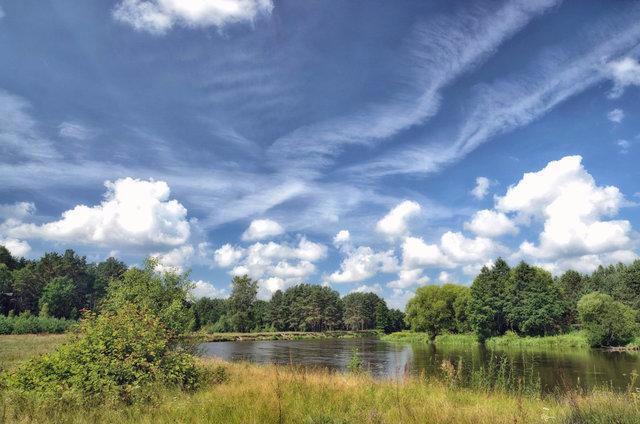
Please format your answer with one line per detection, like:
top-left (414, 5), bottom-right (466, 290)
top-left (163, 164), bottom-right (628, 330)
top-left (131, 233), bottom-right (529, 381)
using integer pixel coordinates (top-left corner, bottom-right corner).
top-left (227, 275), bottom-right (259, 332)
top-left (577, 292), bottom-right (637, 347)
top-left (3, 304), bottom-right (202, 404)
top-left (346, 348), bottom-right (364, 374)
top-left (192, 297), bottom-right (227, 330)
top-left (506, 262), bottom-right (564, 336)
top-left (405, 284), bottom-right (470, 340)
top-left (556, 269), bottom-right (585, 328)
top-left (0, 263), bottom-right (13, 315)
top-left (270, 284), bottom-right (344, 332)
top-left (39, 277), bottom-right (78, 319)
top-left (468, 259), bottom-right (511, 342)
top-left (0, 313), bottom-right (74, 335)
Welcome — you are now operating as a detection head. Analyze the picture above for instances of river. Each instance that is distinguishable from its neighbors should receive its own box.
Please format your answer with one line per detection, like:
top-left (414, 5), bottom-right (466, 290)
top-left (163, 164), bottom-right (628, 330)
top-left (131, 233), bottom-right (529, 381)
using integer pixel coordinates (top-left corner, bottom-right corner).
top-left (200, 337), bottom-right (640, 393)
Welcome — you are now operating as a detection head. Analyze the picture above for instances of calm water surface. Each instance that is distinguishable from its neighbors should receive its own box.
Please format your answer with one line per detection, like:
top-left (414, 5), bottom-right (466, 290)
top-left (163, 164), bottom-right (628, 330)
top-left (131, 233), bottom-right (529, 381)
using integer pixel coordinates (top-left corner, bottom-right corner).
top-left (200, 338), bottom-right (640, 392)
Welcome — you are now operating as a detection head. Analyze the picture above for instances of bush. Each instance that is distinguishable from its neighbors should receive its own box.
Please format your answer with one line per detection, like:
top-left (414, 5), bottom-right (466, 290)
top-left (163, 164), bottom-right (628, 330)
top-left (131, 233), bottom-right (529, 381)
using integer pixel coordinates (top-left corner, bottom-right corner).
top-left (0, 313), bottom-right (75, 334)
top-left (3, 303), bottom-right (203, 404)
top-left (577, 292), bottom-right (637, 347)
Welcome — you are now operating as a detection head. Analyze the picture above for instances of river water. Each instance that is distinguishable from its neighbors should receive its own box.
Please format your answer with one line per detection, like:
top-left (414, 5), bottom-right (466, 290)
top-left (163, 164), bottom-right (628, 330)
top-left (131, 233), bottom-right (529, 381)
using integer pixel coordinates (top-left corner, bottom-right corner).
top-left (200, 337), bottom-right (640, 393)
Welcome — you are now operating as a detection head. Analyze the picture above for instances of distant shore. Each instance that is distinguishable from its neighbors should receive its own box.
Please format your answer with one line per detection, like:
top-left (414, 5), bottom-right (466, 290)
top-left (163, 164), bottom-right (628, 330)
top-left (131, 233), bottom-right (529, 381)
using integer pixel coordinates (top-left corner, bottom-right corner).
top-left (197, 330), bottom-right (380, 342)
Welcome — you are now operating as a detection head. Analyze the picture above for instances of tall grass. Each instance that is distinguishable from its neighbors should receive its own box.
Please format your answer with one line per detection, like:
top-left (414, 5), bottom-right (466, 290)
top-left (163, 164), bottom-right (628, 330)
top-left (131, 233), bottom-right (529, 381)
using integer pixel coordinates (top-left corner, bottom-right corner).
top-left (3, 359), bottom-right (640, 423)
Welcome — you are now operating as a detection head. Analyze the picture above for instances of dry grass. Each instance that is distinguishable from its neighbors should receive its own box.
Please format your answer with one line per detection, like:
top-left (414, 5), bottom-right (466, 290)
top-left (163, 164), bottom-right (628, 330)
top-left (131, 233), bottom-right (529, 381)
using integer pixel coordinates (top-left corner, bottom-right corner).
top-left (0, 334), bottom-right (69, 371)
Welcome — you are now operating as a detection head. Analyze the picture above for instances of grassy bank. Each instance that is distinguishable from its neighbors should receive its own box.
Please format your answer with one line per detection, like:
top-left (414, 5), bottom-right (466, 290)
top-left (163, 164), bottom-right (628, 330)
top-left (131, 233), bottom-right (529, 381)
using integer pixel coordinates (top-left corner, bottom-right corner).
top-left (3, 358), bottom-right (640, 423)
top-left (382, 331), bottom-right (594, 350)
top-left (198, 330), bottom-right (380, 342)
top-left (3, 334), bottom-right (640, 423)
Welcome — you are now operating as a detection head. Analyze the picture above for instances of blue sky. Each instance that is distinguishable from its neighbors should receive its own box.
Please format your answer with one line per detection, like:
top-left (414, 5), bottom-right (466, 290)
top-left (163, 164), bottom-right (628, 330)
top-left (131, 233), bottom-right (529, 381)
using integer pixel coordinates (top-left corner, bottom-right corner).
top-left (1, 0), bottom-right (640, 309)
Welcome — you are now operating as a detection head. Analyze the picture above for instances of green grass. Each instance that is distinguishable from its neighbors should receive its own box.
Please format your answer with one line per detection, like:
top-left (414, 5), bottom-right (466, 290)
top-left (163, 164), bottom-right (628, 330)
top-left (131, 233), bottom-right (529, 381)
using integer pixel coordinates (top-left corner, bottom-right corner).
top-left (3, 334), bottom-right (640, 423)
top-left (381, 331), bottom-right (478, 345)
top-left (0, 334), bottom-right (69, 371)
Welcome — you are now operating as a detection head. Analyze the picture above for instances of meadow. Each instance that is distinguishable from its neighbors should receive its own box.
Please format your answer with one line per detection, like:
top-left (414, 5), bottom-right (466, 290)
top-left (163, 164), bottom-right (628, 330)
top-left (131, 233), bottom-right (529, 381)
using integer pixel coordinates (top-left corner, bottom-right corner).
top-left (2, 334), bottom-right (640, 424)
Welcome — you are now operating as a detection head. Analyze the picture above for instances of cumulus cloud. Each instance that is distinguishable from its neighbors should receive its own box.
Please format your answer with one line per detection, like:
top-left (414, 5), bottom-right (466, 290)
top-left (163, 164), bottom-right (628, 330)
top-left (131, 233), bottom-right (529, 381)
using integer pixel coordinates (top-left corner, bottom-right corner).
top-left (7, 177), bottom-right (190, 248)
top-left (471, 176), bottom-right (492, 200)
top-left (241, 218), bottom-right (284, 241)
top-left (113, 0), bottom-right (273, 34)
top-left (497, 155), bottom-right (635, 271)
top-left (191, 280), bottom-right (229, 299)
top-left (387, 268), bottom-right (429, 289)
top-left (215, 237), bottom-right (327, 296)
top-left (607, 57), bottom-right (640, 98)
top-left (376, 200), bottom-right (421, 238)
top-left (438, 271), bottom-right (450, 283)
top-left (350, 283), bottom-right (383, 295)
top-left (333, 230), bottom-right (350, 246)
top-left (153, 244), bottom-right (194, 273)
top-left (607, 108), bottom-right (625, 123)
top-left (0, 238), bottom-right (30, 257)
top-left (0, 202), bottom-right (35, 220)
top-left (214, 243), bottom-right (244, 267)
top-left (464, 209), bottom-right (518, 238)
top-left (329, 246), bottom-right (398, 283)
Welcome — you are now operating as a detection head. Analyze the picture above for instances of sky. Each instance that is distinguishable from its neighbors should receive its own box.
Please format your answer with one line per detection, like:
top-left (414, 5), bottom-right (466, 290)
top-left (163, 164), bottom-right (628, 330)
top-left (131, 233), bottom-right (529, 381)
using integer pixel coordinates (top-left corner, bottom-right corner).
top-left (1, 0), bottom-right (640, 309)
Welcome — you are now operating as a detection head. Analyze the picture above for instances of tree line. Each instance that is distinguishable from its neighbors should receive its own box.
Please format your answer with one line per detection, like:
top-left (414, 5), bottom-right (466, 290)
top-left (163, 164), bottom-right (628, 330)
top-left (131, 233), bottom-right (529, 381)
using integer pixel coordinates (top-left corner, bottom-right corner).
top-left (0, 246), bottom-right (405, 334)
top-left (405, 258), bottom-right (640, 347)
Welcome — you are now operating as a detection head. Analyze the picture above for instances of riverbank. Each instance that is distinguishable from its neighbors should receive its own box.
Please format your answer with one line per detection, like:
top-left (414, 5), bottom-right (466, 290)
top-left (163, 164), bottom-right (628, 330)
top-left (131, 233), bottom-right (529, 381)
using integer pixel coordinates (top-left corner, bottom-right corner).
top-left (3, 356), bottom-right (639, 423)
top-left (3, 334), bottom-right (640, 423)
top-left (381, 331), bottom-right (595, 350)
top-left (197, 330), bottom-right (380, 342)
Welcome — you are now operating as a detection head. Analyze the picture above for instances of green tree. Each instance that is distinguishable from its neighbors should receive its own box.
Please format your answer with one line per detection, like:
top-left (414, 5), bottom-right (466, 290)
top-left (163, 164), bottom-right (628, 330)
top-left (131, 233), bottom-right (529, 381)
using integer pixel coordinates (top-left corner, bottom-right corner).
top-left (506, 262), bottom-right (564, 336)
top-left (468, 258), bottom-right (510, 342)
top-left (386, 308), bottom-right (406, 332)
top-left (577, 292), bottom-right (637, 347)
top-left (11, 263), bottom-right (45, 314)
top-left (192, 297), bottom-right (227, 330)
top-left (405, 284), bottom-right (469, 340)
top-left (556, 269), bottom-right (585, 327)
top-left (0, 263), bottom-right (13, 314)
top-left (88, 257), bottom-right (128, 307)
top-left (39, 276), bottom-right (78, 319)
top-left (227, 275), bottom-right (258, 332)
top-left (103, 259), bottom-right (195, 335)
top-left (0, 245), bottom-right (18, 270)
top-left (342, 292), bottom-right (381, 330)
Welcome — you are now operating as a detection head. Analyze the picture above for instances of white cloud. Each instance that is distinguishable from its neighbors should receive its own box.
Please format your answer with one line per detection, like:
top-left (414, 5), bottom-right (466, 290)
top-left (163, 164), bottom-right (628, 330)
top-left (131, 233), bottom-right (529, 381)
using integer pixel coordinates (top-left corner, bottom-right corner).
top-left (7, 177), bottom-right (190, 248)
top-left (607, 57), bottom-right (640, 98)
top-left (386, 288), bottom-right (415, 311)
top-left (58, 122), bottom-right (95, 140)
top-left (387, 268), bottom-right (429, 289)
top-left (241, 218), bottom-right (284, 241)
top-left (607, 108), bottom-right (625, 123)
top-left (153, 245), bottom-right (194, 273)
top-left (401, 236), bottom-right (452, 269)
top-left (471, 176), bottom-right (492, 200)
top-left (497, 156), bottom-right (634, 269)
top-left (438, 271), bottom-right (450, 283)
top-left (214, 243), bottom-right (244, 267)
top-left (216, 237), bottom-right (327, 296)
top-left (464, 209), bottom-right (518, 238)
top-left (0, 238), bottom-right (30, 257)
top-left (191, 280), bottom-right (228, 299)
top-left (376, 200), bottom-right (421, 238)
top-left (0, 202), bottom-right (35, 220)
top-left (113, 0), bottom-right (274, 34)
top-left (329, 246), bottom-right (398, 283)
top-left (333, 230), bottom-right (350, 246)
top-left (0, 6), bottom-right (5, 19)
top-left (350, 284), bottom-right (383, 295)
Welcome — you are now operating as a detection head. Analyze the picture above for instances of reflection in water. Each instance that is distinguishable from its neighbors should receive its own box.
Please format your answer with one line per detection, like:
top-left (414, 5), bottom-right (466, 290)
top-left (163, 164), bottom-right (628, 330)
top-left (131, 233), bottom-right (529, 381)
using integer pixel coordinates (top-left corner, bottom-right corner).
top-left (199, 338), bottom-right (640, 393)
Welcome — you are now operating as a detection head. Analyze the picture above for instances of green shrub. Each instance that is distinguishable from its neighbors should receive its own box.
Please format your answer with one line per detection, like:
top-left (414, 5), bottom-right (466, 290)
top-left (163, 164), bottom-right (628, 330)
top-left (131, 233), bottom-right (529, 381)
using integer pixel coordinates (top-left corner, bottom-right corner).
top-left (577, 292), bottom-right (637, 347)
top-left (0, 313), bottom-right (74, 334)
top-left (3, 303), bottom-right (203, 404)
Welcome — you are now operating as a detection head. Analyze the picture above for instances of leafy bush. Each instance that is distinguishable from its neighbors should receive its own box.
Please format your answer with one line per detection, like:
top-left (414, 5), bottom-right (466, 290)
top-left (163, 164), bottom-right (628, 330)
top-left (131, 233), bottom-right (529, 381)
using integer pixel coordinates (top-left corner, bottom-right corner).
top-left (577, 292), bottom-right (637, 347)
top-left (3, 304), bottom-right (203, 404)
top-left (0, 313), bottom-right (75, 334)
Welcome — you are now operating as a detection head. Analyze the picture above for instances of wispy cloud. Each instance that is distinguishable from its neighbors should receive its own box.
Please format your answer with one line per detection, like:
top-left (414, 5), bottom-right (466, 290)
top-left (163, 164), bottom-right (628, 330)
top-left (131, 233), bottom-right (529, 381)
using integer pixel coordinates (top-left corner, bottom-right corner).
top-left (267, 0), bottom-right (561, 171)
top-left (351, 6), bottom-right (640, 177)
